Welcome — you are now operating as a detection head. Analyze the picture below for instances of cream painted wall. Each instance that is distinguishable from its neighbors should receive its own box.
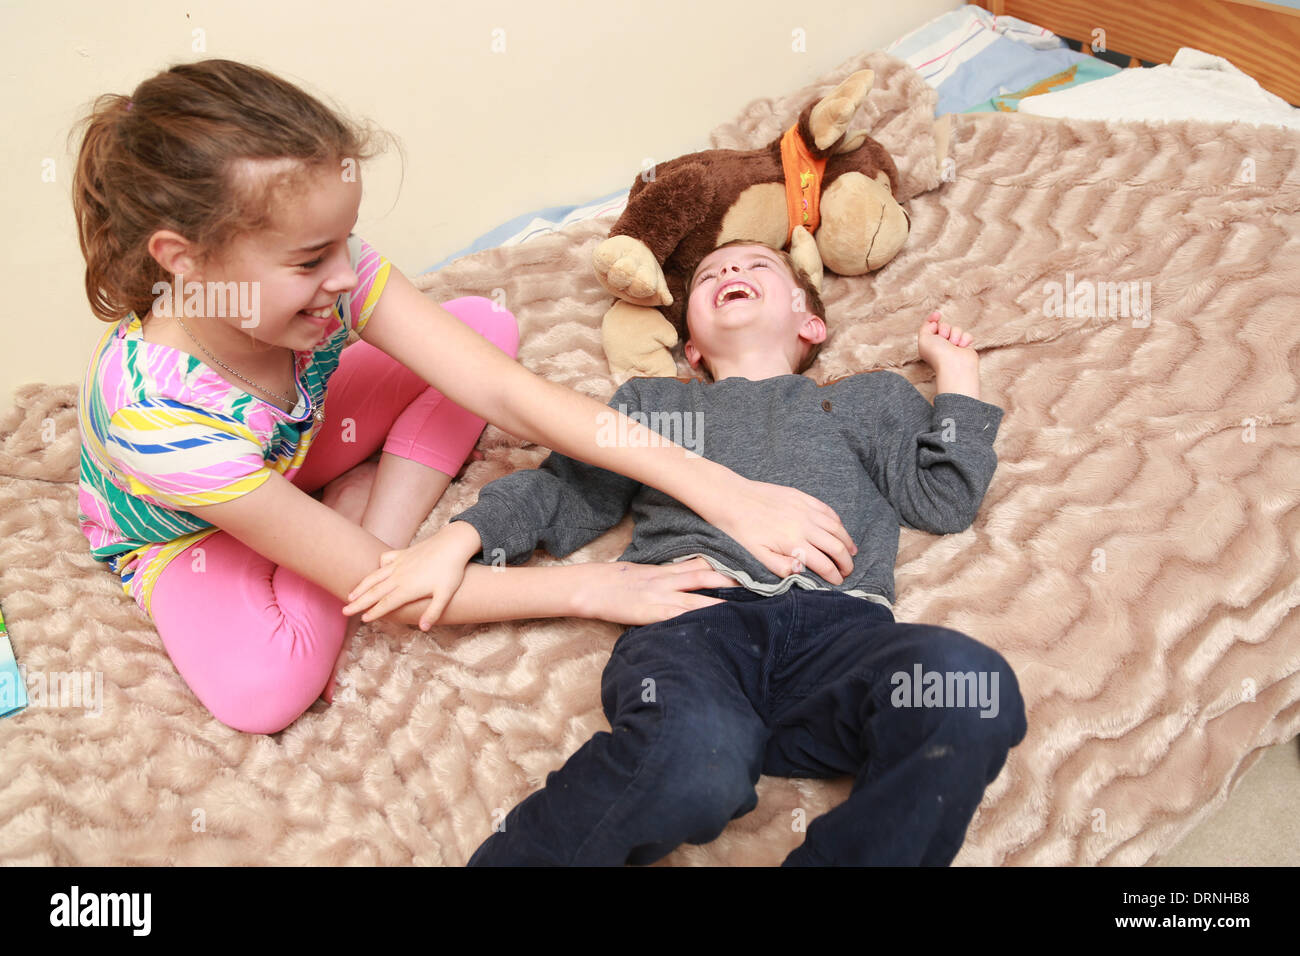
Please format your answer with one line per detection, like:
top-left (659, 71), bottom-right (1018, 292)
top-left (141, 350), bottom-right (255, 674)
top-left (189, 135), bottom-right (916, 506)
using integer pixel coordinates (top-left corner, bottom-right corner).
top-left (0, 0), bottom-right (956, 417)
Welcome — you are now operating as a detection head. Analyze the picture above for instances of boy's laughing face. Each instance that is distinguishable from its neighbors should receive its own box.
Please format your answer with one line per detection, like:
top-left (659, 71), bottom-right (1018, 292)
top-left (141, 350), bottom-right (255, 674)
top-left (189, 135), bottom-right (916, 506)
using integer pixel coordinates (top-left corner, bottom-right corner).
top-left (684, 243), bottom-right (825, 378)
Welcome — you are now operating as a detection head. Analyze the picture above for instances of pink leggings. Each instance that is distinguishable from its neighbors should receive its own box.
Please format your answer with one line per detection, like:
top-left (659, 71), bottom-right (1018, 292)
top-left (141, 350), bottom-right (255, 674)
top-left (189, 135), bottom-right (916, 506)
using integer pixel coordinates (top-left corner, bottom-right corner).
top-left (149, 297), bottom-right (519, 734)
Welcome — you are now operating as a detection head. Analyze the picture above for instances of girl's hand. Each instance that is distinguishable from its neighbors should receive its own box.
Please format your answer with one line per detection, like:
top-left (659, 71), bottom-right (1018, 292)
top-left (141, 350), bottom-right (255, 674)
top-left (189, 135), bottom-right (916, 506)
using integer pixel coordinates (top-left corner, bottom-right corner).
top-left (571, 557), bottom-right (736, 626)
top-left (703, 480), bottom-right (858, 585)
top-left (343, 521), bottom-right (482, 630)
top-left (917, 310), bottom-right (979, 376)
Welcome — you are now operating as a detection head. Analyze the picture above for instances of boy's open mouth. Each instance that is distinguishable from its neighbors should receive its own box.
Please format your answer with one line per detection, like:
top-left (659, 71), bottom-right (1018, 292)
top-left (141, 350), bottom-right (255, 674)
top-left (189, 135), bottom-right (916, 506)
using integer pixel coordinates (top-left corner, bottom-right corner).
top-left (714, 280), bottom-right (760, 308)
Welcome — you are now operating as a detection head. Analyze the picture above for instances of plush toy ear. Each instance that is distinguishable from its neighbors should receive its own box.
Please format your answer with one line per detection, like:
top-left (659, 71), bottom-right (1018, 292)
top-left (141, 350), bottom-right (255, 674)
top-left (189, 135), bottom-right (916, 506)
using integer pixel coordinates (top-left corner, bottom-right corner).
top-left (809, 69), bottom-right (875, 150)
top-left (835, 130), bottom-right (870, 154)
top-left (789, 226), bottom-right (824, 293)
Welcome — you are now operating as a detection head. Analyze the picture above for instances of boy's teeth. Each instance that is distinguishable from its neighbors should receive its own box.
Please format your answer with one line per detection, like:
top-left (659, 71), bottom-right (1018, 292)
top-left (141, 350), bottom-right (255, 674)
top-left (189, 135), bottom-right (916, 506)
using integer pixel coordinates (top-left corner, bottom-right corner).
top-left (304, 306), bottom-right (333, 318)
top-left (714, 282), bottom-right (758, 307)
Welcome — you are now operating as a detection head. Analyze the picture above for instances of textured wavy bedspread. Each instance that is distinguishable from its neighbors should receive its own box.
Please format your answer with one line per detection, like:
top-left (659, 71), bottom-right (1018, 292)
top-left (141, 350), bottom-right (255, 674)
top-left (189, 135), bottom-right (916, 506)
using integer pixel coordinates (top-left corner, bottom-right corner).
top-left (2, 51), bottom-right (1297, 865)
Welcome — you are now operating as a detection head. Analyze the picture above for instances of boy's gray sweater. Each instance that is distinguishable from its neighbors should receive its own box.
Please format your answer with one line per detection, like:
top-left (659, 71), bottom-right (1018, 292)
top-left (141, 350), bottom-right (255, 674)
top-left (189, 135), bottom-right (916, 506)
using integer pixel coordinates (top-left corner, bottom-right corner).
top-left (451, 371), bottom-right (1004, 608)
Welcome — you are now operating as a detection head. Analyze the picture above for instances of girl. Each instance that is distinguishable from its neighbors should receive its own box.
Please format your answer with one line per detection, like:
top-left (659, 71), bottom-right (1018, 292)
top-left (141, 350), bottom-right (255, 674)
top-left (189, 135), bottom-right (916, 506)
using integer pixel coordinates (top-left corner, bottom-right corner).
top-left (72, 59), bottom-right (857, 735)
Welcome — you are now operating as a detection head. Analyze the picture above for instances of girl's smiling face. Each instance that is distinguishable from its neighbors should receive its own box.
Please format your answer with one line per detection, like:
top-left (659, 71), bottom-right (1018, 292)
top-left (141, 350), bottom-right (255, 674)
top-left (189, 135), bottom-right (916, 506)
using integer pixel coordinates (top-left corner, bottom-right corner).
top-left (177, 160), bottom-right (363, 353)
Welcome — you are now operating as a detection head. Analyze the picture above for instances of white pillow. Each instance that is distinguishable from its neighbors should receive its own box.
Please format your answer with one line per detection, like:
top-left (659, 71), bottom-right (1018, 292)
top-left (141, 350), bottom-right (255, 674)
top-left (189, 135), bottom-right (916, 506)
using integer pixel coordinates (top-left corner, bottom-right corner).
top-left (1017, 47), bottom-right (1300, 129)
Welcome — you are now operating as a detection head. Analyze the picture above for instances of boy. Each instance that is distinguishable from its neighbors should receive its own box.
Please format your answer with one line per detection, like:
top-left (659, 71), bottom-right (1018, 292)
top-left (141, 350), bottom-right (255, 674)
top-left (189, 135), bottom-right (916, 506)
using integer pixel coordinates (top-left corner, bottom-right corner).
top-left (408, 240), bottom-right (1024, 865)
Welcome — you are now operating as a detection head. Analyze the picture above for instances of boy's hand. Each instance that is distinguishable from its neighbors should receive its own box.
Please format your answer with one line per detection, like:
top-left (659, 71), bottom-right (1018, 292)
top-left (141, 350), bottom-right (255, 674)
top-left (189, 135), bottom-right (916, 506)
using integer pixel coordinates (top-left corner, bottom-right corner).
top-left (571, 557), bottom-right (734, 625)
top-left (918, 311), bottom-right (981, 399)
top-left (918, 311), bottom-right (976, 371)
top-left (343, 521), bottom-right (482, 630)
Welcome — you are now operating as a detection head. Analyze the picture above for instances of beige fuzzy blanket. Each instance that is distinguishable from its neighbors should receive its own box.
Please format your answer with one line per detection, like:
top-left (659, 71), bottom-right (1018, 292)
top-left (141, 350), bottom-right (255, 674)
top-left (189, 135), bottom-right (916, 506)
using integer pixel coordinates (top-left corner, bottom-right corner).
top-left (2, 51), bottom-right (1298, 866)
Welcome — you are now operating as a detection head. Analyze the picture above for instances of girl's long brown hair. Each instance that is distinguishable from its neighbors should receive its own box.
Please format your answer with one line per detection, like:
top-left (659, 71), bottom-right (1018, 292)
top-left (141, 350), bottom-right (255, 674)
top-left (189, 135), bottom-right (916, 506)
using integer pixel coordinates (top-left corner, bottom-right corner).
top-left (70, 59), bottom-right (389, 323)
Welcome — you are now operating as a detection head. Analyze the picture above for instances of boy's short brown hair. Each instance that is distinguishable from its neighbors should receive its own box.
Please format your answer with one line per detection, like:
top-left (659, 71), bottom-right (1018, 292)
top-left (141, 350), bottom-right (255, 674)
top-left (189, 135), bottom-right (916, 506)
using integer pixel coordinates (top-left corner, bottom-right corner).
top-left (686, 239), bottom-right (827, 378)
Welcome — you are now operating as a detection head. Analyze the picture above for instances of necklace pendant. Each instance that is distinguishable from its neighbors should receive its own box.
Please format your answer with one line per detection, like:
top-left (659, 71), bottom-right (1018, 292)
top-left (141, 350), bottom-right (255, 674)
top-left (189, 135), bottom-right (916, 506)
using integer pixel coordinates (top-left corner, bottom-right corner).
top-left (313, 405), bottom-right (326, 426)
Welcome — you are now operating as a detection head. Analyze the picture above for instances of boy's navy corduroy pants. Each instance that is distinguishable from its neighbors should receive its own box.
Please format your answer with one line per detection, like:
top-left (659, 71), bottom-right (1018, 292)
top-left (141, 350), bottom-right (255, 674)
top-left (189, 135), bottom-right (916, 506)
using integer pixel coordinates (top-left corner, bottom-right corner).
top-left (468, 586), bottom-right (1026, 866)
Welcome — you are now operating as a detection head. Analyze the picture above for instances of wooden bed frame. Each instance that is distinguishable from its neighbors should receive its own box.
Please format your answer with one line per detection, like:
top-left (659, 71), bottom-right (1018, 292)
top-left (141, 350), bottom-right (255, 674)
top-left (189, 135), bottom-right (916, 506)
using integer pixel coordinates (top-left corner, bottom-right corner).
top-left (974, 0), bottom-right (1300, 105)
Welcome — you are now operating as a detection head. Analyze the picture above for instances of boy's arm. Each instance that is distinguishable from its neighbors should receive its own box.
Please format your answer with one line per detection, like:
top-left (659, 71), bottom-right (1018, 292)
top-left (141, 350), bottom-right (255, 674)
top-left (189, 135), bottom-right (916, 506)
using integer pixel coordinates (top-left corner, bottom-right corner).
top-left (861, 371), bottom-right (1004, 534)
top-left (451, 381), bottom-right (645, 564)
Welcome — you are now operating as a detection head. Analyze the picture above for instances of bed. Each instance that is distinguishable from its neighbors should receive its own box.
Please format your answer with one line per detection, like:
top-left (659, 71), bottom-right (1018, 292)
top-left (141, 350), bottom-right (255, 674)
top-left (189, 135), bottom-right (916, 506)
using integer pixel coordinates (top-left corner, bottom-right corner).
top-left (1, 0), bottom-right (1297, 865)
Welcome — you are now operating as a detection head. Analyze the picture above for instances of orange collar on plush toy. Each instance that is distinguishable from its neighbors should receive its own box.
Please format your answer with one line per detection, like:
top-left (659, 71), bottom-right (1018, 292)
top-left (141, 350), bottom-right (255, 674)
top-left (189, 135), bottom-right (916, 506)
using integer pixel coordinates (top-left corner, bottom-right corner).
top-left (780, 123), bottom-right (828, 244)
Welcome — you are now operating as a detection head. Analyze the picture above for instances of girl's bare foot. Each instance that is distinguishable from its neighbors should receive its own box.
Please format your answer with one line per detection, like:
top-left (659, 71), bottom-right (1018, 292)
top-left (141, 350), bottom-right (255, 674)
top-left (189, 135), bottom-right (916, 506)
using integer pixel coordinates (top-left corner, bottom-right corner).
top-left (319, 460), bottom-right (380, 524)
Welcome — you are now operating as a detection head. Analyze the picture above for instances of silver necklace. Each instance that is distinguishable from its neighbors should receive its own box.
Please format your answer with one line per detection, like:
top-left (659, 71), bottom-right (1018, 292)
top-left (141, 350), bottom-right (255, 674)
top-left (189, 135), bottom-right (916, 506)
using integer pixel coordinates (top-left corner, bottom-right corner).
top-left (174, 316), bottom-right (324, 425)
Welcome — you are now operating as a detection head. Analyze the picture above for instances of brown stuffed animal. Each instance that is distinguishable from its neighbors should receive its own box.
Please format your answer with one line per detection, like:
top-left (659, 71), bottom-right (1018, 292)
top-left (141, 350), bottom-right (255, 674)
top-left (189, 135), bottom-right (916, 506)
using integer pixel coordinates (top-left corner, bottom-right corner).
top-left (593, 69), bottom-right (911, 380)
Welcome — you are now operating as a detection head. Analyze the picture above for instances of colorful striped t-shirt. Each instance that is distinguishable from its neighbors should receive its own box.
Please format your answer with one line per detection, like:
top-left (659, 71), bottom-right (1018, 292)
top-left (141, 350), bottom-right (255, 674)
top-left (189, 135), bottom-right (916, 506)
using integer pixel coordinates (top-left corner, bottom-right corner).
top-left (76, 236), bottom-right (392, 617)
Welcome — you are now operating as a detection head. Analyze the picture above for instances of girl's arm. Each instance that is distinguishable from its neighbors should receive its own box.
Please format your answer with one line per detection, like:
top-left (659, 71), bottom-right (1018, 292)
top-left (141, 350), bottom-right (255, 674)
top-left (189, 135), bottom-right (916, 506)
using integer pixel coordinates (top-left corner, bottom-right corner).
top-left (187, 471), bottom-right (731, 628)
top-left (361, 269), bottom-right (857, 584)
top-left (383, 557), bottom-right (732, 629)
